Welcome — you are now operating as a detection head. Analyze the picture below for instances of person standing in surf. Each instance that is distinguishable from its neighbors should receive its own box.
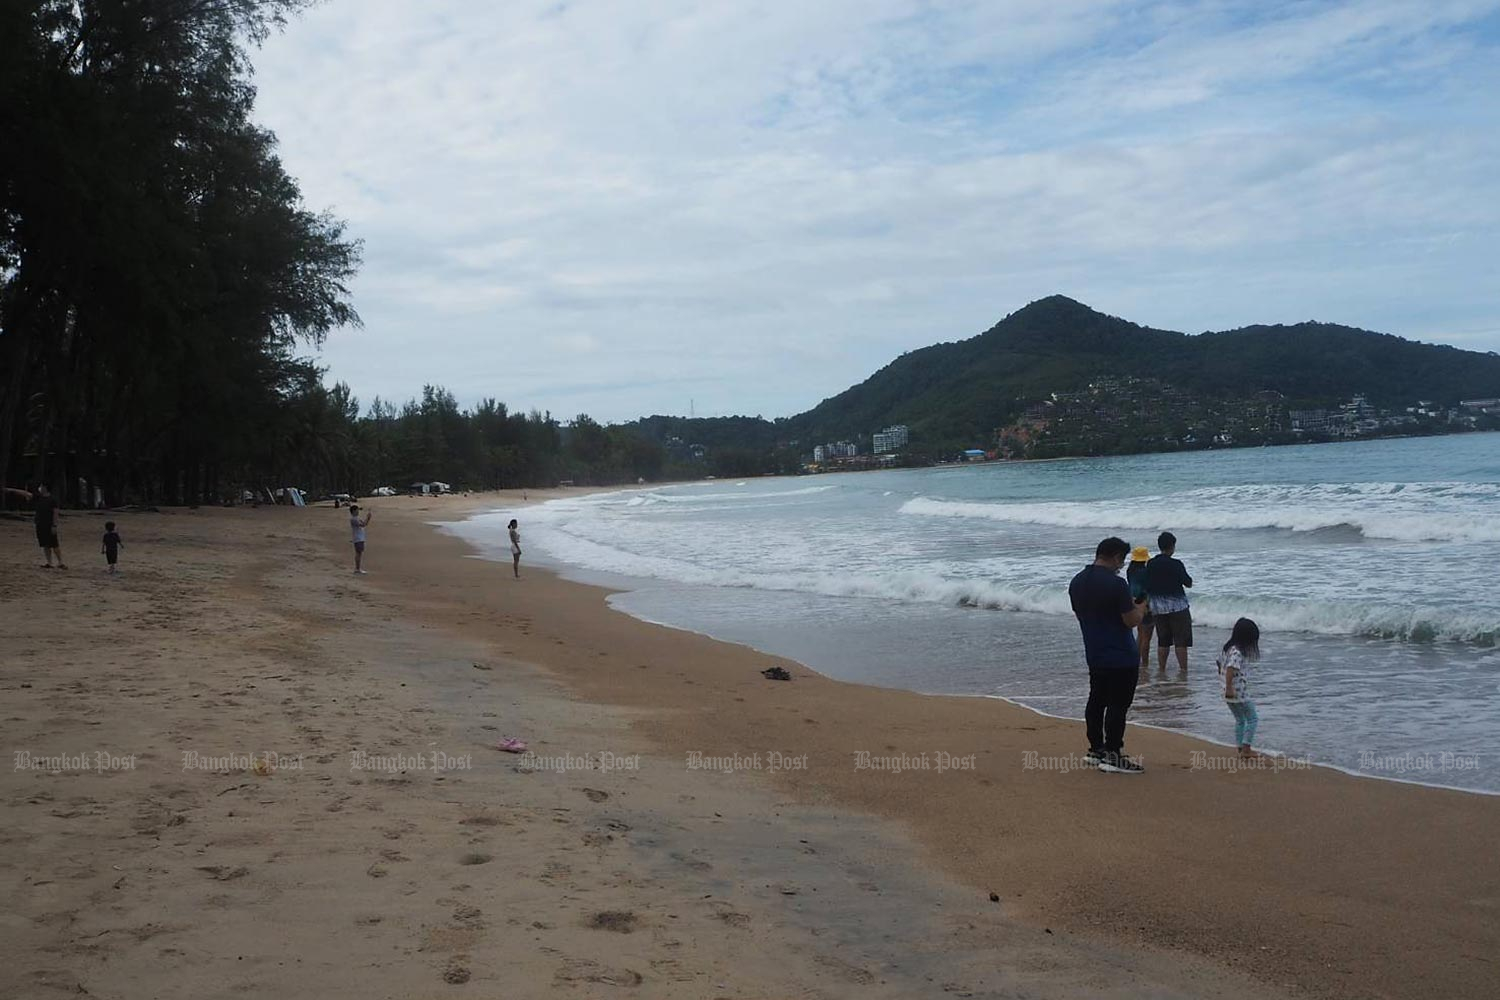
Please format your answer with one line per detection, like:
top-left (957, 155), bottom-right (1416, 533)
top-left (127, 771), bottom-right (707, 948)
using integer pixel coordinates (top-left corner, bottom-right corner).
top-left (1069, 536), bottom-right (1148, 773)
top-left (1145, 531), bottom-right (1193, 673)
top-left (1217, 618), bottom-right (1262, 759)
top-left (508, 519), bottom-right (522, 578)
top-left (1126, 546), bottom-right (1155, 671)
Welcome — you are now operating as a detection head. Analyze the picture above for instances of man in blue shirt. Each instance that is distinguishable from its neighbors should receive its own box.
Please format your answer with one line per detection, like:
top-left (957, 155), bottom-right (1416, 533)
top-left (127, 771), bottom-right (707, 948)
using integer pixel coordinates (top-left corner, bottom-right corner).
top-left (1069, 536), bottom-right (1148, 773)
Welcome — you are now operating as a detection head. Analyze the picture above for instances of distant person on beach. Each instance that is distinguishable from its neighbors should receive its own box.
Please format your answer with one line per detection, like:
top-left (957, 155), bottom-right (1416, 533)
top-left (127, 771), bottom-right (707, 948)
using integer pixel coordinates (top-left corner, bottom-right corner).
top-left (1069, 536), bottom-right (1148, 773)
top-left (349, 504), bottom-right (372, 574)
top-left (1216, 618), bottom-right (1262, 759)
top-left (508, 519), bottom-right (521, 578)
top-left (1126, 546), bottom-right (1155, 671)
top-left (1144, 531), bottom-right (1193, 673)
top-left (101, 522), bottom-right (123, 575)
top-left (5, 484), bottom-right (65, 568)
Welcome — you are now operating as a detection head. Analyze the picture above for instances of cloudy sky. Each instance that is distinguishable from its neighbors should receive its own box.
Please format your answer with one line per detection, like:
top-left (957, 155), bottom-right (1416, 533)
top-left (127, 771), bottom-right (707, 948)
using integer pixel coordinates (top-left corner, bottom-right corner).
top-left (252, 0), bottom-right (1500, 422)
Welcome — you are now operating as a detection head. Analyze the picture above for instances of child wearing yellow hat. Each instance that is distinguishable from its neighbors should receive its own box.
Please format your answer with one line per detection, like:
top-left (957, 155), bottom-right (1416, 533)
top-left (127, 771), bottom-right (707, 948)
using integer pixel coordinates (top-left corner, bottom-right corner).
top-left (1126, 546), bottom-right (1154, 671)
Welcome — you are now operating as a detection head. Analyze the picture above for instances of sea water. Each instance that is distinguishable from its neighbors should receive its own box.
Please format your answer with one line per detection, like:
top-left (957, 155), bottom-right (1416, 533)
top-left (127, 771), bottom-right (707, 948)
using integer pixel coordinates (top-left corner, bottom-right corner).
top-left (448, 434), bottom-right (1500, 793)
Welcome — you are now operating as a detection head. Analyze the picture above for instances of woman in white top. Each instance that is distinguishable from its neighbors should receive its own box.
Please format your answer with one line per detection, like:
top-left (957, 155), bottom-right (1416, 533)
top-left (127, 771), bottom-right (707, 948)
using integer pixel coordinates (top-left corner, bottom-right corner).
top-left (508, 519), bottom-right (521, 579)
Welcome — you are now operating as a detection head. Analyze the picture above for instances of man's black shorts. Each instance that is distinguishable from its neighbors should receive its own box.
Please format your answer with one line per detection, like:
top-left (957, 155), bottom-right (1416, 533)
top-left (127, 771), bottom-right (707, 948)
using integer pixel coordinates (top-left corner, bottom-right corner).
top-left (1156, 609), bottom-right (1193, 648)
top-left (35, 524), bottom-right (58, 549)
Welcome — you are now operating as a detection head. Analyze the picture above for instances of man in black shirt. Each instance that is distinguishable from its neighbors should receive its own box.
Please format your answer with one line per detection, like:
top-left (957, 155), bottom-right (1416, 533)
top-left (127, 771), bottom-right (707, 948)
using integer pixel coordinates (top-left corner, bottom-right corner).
top-left (1069, 536), bottom-right (1148, 773)
top-left (1144, 531), bottom-right (1194, 673)
top-left (6, 484), bottom-right (65, 568)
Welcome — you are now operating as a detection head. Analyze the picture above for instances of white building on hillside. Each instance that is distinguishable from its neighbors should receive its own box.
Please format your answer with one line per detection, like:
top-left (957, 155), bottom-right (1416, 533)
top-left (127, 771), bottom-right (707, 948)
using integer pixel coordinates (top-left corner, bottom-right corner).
top-left (872, 424), bottom-right (909, 453)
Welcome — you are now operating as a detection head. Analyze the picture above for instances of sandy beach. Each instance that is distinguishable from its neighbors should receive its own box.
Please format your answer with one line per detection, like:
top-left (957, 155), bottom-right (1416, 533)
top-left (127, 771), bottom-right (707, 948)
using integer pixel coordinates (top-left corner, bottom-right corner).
top-left (2, 493), bottom-right (1496, 1000)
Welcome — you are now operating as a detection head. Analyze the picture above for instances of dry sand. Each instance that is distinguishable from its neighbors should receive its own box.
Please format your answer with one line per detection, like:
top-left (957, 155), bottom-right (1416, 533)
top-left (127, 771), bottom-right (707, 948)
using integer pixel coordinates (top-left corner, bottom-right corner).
top-left (1, 492), bottom-right (1495, 999)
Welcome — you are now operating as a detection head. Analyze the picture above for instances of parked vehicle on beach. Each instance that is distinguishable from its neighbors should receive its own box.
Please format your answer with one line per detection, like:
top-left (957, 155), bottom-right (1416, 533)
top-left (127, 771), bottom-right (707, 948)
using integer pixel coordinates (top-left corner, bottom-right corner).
top-left (371, 486), bottom-right (396, 496)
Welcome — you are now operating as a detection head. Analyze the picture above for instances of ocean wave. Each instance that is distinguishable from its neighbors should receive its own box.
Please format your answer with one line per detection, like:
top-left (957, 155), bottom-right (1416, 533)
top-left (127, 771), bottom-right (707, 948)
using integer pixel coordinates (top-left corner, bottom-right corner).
top-left (615, 484), bottom-right (840, 506)
top-left (482, 521), bottom-right (1496, 647)
top-left (900, 482), bottom-right (1500, 543)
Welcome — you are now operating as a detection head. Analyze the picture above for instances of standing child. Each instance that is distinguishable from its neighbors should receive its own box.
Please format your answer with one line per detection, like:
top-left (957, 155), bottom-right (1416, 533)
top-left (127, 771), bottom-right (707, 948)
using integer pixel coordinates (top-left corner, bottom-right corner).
top-left (102, 521), bottom-right (123, 574)
top-left (508, 519), bottom-right (522, 579)
top-left (1216, 618), bottom-right (1261, 759)
top-left (1126, 546), bottom-right (1155, 671)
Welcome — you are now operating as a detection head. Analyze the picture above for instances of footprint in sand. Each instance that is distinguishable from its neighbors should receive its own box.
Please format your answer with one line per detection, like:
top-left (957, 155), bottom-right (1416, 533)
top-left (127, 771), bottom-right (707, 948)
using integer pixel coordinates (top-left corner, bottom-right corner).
top-left (555, 958), bottom-right (644, 988)
top-left (452, 905), bottom-right (484, 927)
top-left (815, 954), bottom-right (877, 984)
top-left (671, 851), bottom-right (712, 873)
top-left (579, 788), bottom-right (609, 802)
top-left (458, 852), bottom-right (492, 866)
top-left (195, 865), bottom-right (249, 882)
top-left (587, 910), bottom-right (638, 933)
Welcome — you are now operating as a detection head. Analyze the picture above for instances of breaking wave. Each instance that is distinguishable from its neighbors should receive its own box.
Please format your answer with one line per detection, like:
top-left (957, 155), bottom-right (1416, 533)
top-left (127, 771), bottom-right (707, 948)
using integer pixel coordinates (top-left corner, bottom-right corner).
top-left (497, 523), bottom-right (1496, 647)
top-left (901, 482), bottom-right (1500, 544)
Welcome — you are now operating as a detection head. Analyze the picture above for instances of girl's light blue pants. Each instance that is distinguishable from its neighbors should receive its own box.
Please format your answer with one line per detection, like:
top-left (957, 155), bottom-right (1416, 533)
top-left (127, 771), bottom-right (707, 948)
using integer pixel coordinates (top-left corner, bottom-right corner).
top-left (1227, 699), bottom-right (1258, 746)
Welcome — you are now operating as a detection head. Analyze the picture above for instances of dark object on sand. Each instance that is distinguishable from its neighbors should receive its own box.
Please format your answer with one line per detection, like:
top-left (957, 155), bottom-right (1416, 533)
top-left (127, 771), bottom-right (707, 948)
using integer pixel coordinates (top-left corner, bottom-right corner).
top-left (761, 666), bottom-right (791, 681)
top-left (988, 892), bottom-right (1000, 903)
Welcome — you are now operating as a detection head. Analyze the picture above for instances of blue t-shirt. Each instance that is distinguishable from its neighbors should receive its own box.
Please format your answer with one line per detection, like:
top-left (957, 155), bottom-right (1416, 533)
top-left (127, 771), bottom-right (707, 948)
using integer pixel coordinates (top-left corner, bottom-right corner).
top-left (1069, 564), bottom-right (1138, 669)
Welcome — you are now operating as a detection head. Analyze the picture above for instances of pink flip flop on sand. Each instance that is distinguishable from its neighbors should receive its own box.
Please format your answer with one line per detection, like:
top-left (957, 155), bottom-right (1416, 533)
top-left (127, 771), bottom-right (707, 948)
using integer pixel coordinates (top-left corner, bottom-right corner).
top-left (496, 737), bottom-right (528, 753)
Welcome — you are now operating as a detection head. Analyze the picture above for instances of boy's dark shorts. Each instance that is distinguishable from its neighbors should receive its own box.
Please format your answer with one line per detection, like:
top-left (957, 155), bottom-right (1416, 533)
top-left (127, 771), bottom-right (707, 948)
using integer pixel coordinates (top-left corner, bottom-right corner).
top-left (106, 550), bottom-right (119, 565)
top-left (353, 541), bottom-right (365, 553)
top-left (36, 525), bottom-right (58, 549)
top-left (1156, 609), bottom-right (1193, 648)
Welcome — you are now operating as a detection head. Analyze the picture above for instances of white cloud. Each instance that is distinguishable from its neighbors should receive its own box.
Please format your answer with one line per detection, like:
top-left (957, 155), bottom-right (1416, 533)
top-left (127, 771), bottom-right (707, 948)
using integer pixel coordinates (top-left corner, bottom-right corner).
top-left (251, 0), bottom-right (1500, 421)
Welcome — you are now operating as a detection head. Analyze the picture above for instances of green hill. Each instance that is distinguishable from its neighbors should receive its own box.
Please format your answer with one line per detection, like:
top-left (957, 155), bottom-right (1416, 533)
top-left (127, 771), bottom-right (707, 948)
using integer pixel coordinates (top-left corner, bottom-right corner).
top-left (781, 295), bottom-right (1500, 450)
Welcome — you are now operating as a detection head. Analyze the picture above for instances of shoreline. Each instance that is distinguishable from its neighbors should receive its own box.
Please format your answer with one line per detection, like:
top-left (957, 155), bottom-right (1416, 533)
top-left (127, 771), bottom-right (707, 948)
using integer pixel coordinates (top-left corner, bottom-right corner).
top-left (5, 492), bottom-right (1497, 999)
top-left (458, 487), bottom-right (1499, 798)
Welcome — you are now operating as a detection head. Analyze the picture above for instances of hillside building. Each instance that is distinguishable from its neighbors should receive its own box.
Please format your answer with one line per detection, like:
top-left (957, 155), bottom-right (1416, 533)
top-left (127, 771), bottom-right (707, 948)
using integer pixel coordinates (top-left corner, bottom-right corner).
top-left (872, 424), bottom-right (909, 453)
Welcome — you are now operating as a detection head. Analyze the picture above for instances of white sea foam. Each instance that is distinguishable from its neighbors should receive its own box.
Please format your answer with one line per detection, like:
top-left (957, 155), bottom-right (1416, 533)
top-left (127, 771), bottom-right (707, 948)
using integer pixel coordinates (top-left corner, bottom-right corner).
top-left (612, 484), bottom-right (840, 506)
top-left (503, 520), bottom-right (1496, 646)
top-left (900, 482), bottom-right (1500, 543)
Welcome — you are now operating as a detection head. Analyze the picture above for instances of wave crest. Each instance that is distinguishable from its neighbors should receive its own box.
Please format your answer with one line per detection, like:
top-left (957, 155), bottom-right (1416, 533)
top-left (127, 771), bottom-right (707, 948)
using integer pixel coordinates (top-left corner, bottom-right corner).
top-left (901, 482), bottom-right (1500, 543)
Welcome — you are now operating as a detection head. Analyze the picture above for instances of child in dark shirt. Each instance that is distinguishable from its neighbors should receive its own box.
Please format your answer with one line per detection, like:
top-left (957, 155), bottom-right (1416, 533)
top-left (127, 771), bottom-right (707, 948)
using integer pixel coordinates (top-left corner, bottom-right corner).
top-left (102, 522), bottom-right (123, 575)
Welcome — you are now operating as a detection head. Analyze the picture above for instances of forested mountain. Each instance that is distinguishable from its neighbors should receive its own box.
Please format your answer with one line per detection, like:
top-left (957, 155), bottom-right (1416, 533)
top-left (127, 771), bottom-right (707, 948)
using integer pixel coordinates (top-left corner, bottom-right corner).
top-left (781, 295), bottom-right (1500, 450)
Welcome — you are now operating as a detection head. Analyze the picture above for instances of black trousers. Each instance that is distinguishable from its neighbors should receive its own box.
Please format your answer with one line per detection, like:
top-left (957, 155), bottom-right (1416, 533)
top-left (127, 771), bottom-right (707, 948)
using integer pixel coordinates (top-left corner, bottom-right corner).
top-left (1086, 668), bottom-right (1139, 753)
